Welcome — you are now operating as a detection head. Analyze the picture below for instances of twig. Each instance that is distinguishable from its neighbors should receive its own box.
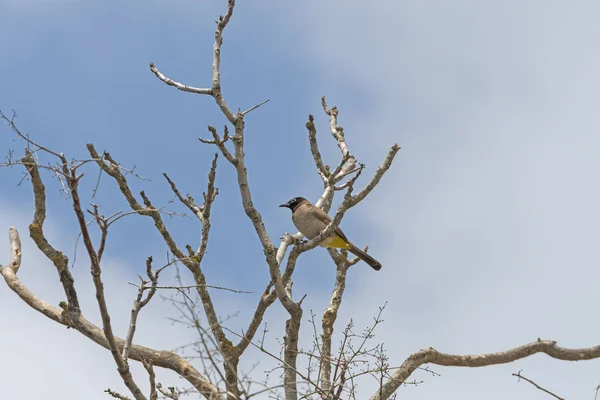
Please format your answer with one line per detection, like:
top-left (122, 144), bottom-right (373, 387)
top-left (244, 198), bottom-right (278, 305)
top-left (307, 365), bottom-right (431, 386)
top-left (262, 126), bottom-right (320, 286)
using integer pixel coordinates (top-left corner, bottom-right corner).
top-left (128, 282), bottom-right (253, 294)
top-left (148, 63), bottom-right (212, 95)
top-left (210, 0), bottom-right (237, 123)
top-left (156, 383), bottom-right (179, 400)
top-left (1, 110), bottom-right (63, 158)
top-left (222, 326), bottom-right (325, 397)
top-left (75, 157), bottom-right (150, 181)
top-left (240, 99), bottom-right (270, 116)
top-left (350, 144), bottom-right (400, 207)
top-left (512, 370), bottom-right (565, 400)
top-left (105, 389), bottom-right (133, 400)
top-left (123, 257), bottom-right (161, 361)
top-left (321, 97), bottom-right (356, 172)
top-left (306, 114), bottom-right (328, 180)
top-left (87, 144), bottom-right (189, 261)
top-left (200, 127), bottom-right (236, 165)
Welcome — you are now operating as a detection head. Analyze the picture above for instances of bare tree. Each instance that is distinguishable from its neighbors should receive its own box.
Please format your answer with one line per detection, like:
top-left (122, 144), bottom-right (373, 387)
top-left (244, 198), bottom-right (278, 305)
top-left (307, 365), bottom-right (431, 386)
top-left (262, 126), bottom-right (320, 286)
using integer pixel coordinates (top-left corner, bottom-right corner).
top-left (2, 1), bottom-right (600, 399)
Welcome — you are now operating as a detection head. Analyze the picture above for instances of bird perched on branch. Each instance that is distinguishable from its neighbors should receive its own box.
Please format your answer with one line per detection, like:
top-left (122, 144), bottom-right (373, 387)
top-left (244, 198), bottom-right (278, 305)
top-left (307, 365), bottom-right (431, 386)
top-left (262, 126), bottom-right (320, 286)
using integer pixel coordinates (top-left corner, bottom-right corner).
top-left (279, 197), bottom-right (382, 271)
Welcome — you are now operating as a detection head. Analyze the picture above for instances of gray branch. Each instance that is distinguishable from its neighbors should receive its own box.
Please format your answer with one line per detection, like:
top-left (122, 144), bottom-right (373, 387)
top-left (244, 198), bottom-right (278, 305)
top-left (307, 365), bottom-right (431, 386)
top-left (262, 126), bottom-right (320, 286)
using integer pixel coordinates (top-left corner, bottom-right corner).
top-left (371, 340), bottom-right (600, 400)
top-left (0, 228), bottom-right (223, 399)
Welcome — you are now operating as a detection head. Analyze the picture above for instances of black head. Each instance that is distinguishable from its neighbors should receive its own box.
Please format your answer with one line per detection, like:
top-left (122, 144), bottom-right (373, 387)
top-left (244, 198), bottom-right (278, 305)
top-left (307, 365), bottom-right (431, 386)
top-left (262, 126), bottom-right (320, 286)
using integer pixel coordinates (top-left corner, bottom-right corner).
top-left (279, 197), bottom-right (307, 212)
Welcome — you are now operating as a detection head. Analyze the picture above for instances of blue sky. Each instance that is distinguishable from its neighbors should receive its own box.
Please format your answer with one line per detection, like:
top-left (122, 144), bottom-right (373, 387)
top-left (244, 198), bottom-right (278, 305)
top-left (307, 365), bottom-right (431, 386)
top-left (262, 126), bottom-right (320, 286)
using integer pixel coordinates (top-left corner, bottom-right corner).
top-left (2, 1), bottom-right (600, 399)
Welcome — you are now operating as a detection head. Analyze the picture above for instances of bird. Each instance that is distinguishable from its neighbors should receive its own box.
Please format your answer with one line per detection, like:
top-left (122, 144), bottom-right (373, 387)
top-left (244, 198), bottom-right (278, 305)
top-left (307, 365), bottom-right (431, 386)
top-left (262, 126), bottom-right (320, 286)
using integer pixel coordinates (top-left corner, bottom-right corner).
top-left (279, 197), bottom-right (382, 271)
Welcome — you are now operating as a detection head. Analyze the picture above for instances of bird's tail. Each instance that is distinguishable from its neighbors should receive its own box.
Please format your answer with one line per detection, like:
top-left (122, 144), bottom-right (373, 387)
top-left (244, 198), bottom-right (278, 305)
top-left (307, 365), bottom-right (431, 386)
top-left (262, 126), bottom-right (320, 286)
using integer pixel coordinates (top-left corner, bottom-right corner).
top-left (348, 244), bottom-right (382, 271)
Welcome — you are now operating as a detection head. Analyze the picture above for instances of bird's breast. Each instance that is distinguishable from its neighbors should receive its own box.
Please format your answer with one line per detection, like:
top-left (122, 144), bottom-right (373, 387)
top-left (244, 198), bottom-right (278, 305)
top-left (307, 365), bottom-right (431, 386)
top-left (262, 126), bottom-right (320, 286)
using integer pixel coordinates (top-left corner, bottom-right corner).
top-left (292, 212), bottom-right (325, 239)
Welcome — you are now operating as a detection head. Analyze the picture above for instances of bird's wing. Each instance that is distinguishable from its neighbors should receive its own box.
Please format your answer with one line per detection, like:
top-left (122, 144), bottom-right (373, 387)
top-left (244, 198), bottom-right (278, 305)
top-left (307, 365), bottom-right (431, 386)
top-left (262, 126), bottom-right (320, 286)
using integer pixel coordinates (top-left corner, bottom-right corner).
top-left (308, 206), bottom-right (350, 242)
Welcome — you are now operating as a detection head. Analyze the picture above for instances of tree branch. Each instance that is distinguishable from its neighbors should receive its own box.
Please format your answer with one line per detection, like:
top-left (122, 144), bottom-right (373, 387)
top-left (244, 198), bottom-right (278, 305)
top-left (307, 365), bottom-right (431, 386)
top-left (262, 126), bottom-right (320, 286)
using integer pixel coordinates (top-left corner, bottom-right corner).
top-left (87, 144), bottom-right (188, 261)
top-left (512, 370), bottom-right (564, 400)
top-left (105, 388), bottom-right (133, 400)
top-left (200, 127), bottom-right (236, 165)
top-left (123, 257), bottom-right (161, 361)
top-left (319, 261), bottom-right (350, 393)
top-left (66, 160), bottom-right (146, 400)
top-left (142, 359), bottom-right (158, 400)
top-left (148, 63), bottom-right (212, 95)
top-left (156, 383), bottom-right (179, 400)
top-left (0, 230), bottom-right (223, 399)
top-left (350, 144), bottom-right (400, 207)
top-left (8, 226), bottom-right (21, 273)
top-left (306, 115), bottom-right (327, 180)
top-left (164, 153), bottom-right (239, 397)
top-left (321, 97), bottom-right (356, 175)
top-left (21, 150), bottom-right (81, 315)
top-left (371, 339), bottom-right (600, 400)
top-left (211, 0), bottom-right (237, 123)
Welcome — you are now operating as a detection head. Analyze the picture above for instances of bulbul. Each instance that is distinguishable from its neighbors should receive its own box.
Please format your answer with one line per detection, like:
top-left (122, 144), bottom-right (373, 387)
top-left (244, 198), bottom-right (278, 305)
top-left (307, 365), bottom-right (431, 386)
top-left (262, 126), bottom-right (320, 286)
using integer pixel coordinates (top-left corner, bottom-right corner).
top-left (279, 197), bottom-right (382, 271)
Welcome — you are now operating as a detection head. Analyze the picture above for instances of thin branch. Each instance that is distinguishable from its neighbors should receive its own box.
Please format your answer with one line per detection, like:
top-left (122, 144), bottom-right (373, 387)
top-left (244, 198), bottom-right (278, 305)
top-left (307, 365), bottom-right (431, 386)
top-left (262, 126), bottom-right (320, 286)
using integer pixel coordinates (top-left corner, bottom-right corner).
top-left (87, 144), bottom-right (188, 261)
top-left (223, 327), bottom-right (325, 397)
top-left (128, 282), bottom-right (253, 294)
top-left (197, 153), bottom-right (219, 260)
top-left (321, 97), bottom-right (356, 173)
top-left (350, 144), bottom-right (400, 207)
top-left (122, 277), bottom-right (147, 362)
top-left (163, 174), bottom-right (204, 219)
top-left (210, 0), bottom-right (237, 123)
top-left (148, 63), bottom-right (212, 95)
top-left (334, 164), bottom-right (365, 191)
top-left (165, 152), bottom-right (220, 260)
top-left (88, 204), bottom-right (109, 262)
top-left (240, 99), bottom-right (270, 116)
top-left (105, 389), bottom-right (133, 400)
top-left (74, 157), bottom-right (150, 181)
top-left (512, 370), bottom-right (564, 400)
top-left (200, 127), bottom-right (236, 165)
top-left (306, 114), bottom-right (328, 180)
top-left (123, 257), bottom-right (161, 361)
top-left (232, 283), bottom-right (277, 357)
top-left (174, 283), bottom-right (230, 396)
top-left (156, 383), bottom-right (179, 400)
top-left (0, 159), bottom-right (71, 178)
top-left (1, 110), bottom-right (62, 158)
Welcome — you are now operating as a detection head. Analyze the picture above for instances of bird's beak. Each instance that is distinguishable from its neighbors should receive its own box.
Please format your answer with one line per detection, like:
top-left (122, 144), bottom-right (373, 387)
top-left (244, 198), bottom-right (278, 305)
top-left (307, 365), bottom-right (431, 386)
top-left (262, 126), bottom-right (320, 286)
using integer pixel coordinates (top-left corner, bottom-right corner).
top-left (279, 203), bottom-right (288, 208)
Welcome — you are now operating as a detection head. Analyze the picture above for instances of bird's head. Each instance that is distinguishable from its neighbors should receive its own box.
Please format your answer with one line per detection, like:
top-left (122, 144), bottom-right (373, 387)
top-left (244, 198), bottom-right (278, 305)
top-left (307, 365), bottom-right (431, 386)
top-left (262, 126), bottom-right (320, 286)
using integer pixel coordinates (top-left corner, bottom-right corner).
top-left (279, 197), bottom-right (307, 212)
